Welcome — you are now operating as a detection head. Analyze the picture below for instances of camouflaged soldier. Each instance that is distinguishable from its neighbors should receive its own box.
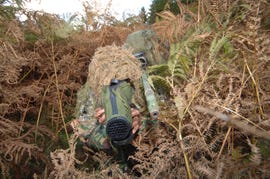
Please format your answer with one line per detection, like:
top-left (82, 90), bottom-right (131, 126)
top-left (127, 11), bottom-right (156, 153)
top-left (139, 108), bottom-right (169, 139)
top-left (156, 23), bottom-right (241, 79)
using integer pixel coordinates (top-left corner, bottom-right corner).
top-left (71, 29), bottom-right (168, 151)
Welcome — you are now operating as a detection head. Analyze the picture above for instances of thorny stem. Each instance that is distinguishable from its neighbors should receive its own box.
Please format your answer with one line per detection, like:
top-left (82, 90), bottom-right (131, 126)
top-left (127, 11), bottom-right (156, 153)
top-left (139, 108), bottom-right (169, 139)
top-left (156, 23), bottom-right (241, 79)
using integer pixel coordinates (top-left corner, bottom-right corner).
top-left (167, 111), bottom-right (205, 178)
top-left (216, 61), bottom-right (247, 161)
top-left (168, 63), bottom-right (193, 178)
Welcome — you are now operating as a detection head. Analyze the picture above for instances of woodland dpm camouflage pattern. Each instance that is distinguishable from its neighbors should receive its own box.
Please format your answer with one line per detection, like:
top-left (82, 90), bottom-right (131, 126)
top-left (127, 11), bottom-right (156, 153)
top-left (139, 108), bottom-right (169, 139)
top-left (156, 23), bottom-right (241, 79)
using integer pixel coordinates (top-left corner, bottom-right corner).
top-left (74, 30), bottom-right (166, 150)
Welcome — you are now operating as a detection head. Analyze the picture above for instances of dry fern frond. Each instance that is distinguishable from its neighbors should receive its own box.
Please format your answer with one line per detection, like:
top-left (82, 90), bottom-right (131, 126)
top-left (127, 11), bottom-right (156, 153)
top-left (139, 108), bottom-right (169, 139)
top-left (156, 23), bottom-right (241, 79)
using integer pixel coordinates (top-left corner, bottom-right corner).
top-left (0, 103), bottom-right (9, 116)
top-left (0, 116), bottom-right (54, 169)
top-left (130, 124), bottom-right (185, 178)
top-left (0, 157), bottom-right (9, 179)
top-left (176, 0), bottom-right (197, 21)
top-left (201, 0), bottom-right (233, 26)
top-left (0, 41), bottom-right (32, 84)
top-left (49, 134), bottom-right (91, 179)
top-left (208, 134), bottom-right (224, 154)
top-left (193, 161), bottom-right (216, 179)
top-left (153, 11), bottom-right (193, 43)
top-left (1, 19), bottom-right (24, 42)
top-left (2, 140), bottom-right (41, 164)
top-left (259, 119), bottom-right (270, 129)
top-left (247, 139), bottom-right (262, 165)
top-left (215, 162), bottom-right (225, 179)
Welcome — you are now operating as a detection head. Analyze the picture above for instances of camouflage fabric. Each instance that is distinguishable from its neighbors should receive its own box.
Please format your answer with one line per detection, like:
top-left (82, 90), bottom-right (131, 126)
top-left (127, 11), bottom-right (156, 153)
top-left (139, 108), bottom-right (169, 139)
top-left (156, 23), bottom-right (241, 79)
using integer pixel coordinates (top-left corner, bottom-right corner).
top-left (75, 30), bottom-right (164, 150)
top-left (123, 29), bottom-right (168, 66)
top-left (85, 123), bottom-right (111, 150)
top-left (75, 45), bottom-right (144, 150)
top-left (75, 82), bottom-right (111, 150)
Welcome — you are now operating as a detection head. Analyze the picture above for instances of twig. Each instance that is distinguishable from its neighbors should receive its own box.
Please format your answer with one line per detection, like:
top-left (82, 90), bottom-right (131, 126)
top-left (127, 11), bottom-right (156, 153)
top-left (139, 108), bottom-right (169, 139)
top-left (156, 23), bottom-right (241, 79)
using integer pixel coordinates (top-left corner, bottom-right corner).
top-left (35, 82), bottom-right (51, 141)
top-left (195, 106), bottom-right (270, 140)
top-left (184, 57), bottom-right (217, 116)
top-left (244, 58), bottom-right (264, 119)
top-left (216, 127), bottom-right (232, 161)
top-left (18, 68), bottom-right (33, 83)
top-left (178, 129), bottom-right (193, 179)
top-left (215, 104), bottom-right (268, 133)
top-left (18, 100), bottom-right (30, 137)
top-left (50, 41), bottom-right (70, 146)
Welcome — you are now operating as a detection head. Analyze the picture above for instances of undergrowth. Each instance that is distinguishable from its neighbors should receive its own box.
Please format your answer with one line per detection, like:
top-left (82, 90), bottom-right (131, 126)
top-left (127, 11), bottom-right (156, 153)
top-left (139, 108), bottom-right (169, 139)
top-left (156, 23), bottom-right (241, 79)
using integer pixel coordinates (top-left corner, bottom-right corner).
top-left (1, 0), bottom-right (270, 178)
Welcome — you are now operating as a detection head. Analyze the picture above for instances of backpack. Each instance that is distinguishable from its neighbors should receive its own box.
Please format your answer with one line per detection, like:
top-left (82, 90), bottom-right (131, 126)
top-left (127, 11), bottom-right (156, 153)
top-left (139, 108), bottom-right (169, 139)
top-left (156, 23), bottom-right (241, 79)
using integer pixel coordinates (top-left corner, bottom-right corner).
top-left (123, 29), bottom-right (169, 66)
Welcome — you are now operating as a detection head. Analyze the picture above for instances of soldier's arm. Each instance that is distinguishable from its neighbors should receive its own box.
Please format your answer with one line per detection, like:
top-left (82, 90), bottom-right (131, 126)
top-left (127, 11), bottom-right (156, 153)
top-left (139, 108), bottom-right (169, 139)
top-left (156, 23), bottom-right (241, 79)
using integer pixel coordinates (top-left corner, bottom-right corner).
top-left (95, 107), bottom-right (142, 134)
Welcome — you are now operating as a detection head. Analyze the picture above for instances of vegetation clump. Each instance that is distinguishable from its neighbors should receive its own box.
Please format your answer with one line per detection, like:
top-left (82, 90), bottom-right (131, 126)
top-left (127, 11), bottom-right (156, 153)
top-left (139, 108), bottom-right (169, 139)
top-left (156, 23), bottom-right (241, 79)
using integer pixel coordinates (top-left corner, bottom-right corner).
top-left (0, 0), bottom-right (270, 178)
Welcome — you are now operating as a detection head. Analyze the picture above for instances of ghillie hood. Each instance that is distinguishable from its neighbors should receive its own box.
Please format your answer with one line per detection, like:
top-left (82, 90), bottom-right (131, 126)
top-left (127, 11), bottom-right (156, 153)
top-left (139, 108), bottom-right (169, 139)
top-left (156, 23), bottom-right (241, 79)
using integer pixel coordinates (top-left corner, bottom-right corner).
top-left (87, 44), bottom-right (143, 99)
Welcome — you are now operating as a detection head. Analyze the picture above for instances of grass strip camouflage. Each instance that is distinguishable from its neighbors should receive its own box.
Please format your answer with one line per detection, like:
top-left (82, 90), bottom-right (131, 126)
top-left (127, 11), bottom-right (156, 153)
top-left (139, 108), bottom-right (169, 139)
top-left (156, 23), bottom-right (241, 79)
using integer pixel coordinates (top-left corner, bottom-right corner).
top-left (88, 45), bottom-right (143, 102)
top-left (76, 44), bottom-right (160, 147)
top-left (75, 45), bottom-right (143, 140)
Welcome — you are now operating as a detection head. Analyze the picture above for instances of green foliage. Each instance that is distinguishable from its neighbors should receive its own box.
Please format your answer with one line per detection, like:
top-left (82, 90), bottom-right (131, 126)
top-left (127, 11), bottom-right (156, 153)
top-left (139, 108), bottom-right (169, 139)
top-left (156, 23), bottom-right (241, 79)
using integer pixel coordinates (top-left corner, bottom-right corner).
top-left (139, 7), bottom-right (147, 23)
top-left (0, 0), bottom-right (26, 20)
top-left (148, 0), bottom-right (198, 24)
top-left (24, 30), bottom-right (39, 42)
top-left (209, 35), bottom-right (229, 61)
top-left (26, 13), bottom-right (75, 42)
top-left (148, 0), bottom-right (180, 24)
top-left (257, 139), bottom-right (270, 158)
top-left (148, 0), bottom-right (167, 24)
top-left (168, 43), bottom-right (192, 80)
top-left (148, 63), bottom-right (171, 77)
top-left (148, 64), bottom-right (172, 95)
top-left (54, 22), bottom-right (74, 39)
top-left (0, 0), bottom-right (20, 20)
top-left (168, 23), bottom-right (211, 77)
top-left (148, 21), bottom-right (214, 90)
top-left (0, 4), bottom-right (16, 19)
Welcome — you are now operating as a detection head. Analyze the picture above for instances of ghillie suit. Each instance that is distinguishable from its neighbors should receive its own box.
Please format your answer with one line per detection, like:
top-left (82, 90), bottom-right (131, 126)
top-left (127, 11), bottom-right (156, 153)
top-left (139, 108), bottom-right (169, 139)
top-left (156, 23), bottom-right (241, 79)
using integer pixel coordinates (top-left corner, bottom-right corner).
top-left (75, 45), bottom-right (144, 149)
top-left (74, 29), bottom-right (168, 150)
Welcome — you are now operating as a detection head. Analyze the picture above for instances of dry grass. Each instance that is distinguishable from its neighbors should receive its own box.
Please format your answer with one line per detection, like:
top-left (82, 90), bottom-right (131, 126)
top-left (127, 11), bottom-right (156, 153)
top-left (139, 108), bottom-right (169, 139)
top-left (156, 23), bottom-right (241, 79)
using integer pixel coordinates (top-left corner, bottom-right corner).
top-left (87, 45), bottom-right (142, 98)
top-left (0, 0), bottom-right (270, 178)
top-left (0, 8), bottom-right (134, 178)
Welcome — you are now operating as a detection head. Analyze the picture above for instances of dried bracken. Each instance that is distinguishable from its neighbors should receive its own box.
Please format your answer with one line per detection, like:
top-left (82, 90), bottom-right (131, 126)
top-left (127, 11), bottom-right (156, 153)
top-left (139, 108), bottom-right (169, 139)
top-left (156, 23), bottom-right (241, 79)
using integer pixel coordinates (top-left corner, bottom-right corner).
top-left (0, 7), bottom-right (132, 178)
top-left (1, 0), bottom-right (270, 178)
